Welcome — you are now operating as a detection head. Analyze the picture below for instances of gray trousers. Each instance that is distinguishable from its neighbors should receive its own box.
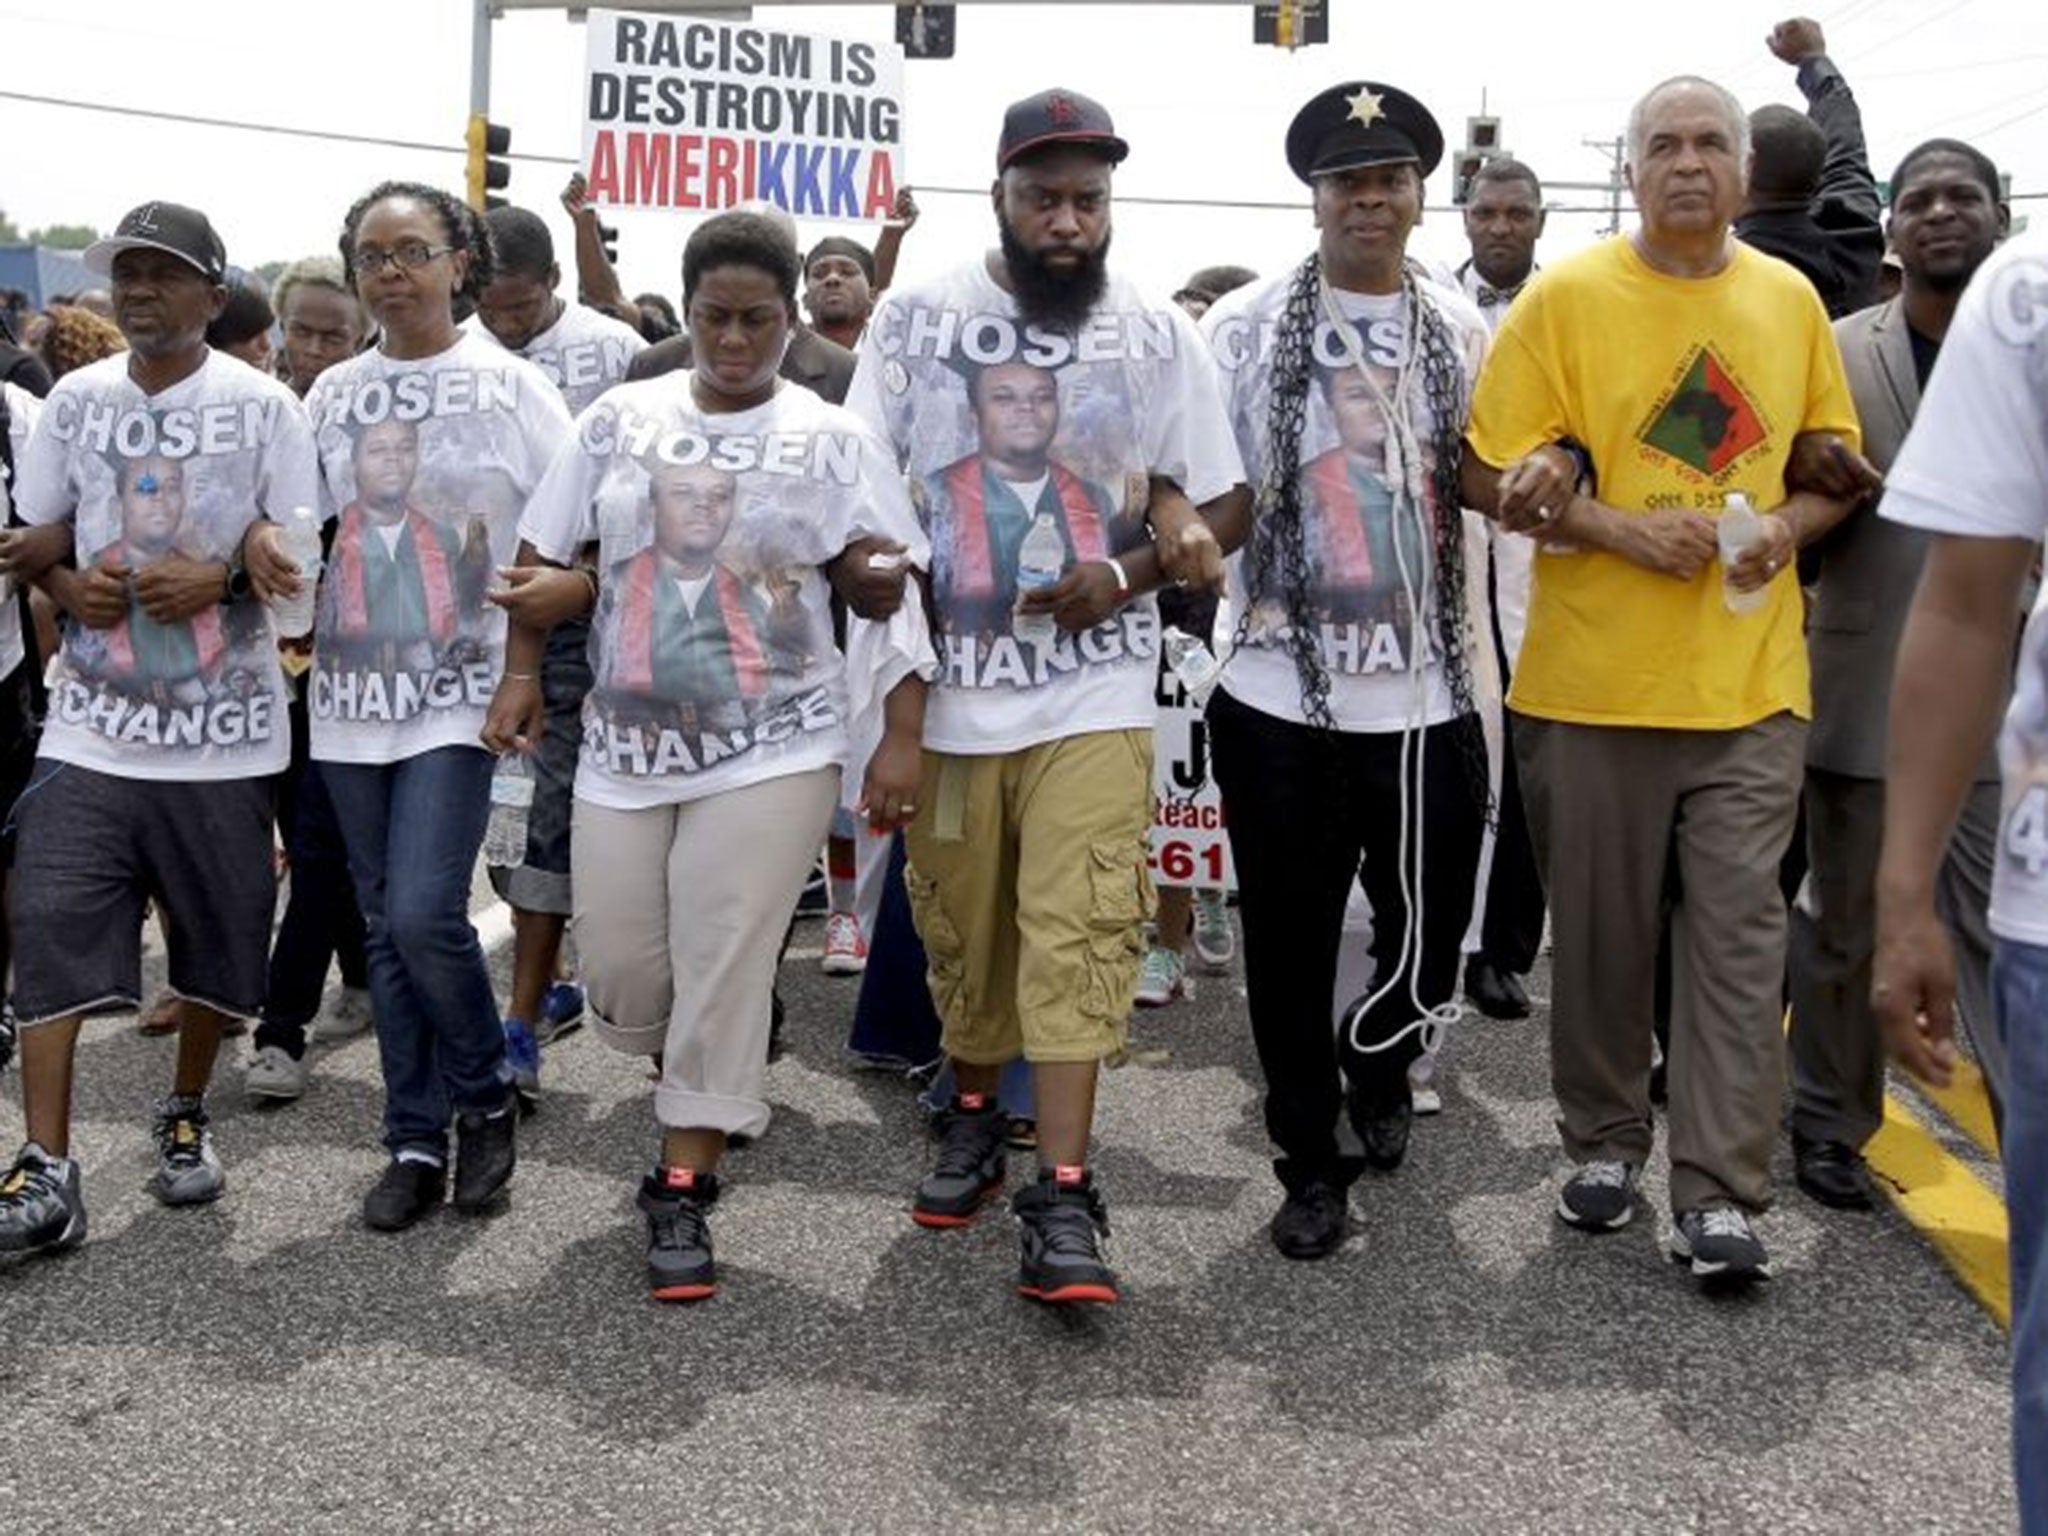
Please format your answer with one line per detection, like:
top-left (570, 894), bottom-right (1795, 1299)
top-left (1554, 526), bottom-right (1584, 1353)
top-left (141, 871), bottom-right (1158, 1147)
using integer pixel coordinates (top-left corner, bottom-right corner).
top-left (1517, 712), bottom-right (1805, 1213)
top-left (1789, 771), bottom-right (2003, 1148)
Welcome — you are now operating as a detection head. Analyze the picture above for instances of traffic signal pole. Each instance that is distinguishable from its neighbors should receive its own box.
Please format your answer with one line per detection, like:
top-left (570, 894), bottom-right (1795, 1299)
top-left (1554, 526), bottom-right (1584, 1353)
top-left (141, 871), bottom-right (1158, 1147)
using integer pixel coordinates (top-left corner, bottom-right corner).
top-left (472, 0), bottom-right (492, 131)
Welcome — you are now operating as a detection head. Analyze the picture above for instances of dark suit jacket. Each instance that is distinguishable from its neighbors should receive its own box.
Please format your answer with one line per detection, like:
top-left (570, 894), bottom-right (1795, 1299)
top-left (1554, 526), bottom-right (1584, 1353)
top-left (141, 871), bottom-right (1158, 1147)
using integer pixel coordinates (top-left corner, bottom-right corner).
top-left (1809, 298), bottom-right (1999, 782)
top-left (1735, 56), bottom-right (1884, 320)
top-left (625, 323), bottom-right (856, 406)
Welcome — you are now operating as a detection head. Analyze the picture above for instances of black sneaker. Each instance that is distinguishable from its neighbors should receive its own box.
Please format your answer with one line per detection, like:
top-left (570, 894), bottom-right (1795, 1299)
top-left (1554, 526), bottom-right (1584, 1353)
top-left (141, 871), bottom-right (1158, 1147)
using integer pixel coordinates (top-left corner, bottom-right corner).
top-left (0, 1142), bottom-right (87, 1254)
top-left (1463, 955), bottom-right (1531, 1020)
top-left (1269, 1178), bottom-right (1348, 1261)
top-left (453, 1104), bottom-right (517, 1213)
top-left (911, 1095), bottom-right (1008, 1228)
top-left (1557, 1160), bottom-right (1641, 1231)
top-left (1013, 1166), bottom-right (1118, 1305)
top-left (363, 1157), bottom-right (447, 1232)
top-left (1792, 1133), bottom-right (1875, 1211)
top-left (639, 1166), bottom-right (719, 1302)
top-left (1671, 1206), bottom-right (1773, 1286)
top-left (1345, 1069), bottom-right (1413, 1173)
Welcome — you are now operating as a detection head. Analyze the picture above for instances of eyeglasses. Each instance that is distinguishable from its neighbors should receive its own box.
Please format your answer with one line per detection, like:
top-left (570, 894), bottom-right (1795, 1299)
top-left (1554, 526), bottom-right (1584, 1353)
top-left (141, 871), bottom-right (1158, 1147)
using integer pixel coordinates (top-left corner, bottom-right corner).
top-left (352, 242), bottom-right (456, 276)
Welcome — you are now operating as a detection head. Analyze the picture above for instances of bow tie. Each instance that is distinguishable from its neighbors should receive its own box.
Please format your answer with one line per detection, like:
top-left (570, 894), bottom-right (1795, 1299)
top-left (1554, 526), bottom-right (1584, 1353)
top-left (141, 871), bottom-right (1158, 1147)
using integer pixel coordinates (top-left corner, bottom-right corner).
top-left (1475, 282), bottom-right (1522, 308)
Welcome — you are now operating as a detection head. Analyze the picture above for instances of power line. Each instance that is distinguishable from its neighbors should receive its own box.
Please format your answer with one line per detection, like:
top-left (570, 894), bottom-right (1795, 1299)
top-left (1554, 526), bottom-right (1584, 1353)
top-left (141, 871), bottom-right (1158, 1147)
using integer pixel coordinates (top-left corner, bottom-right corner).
top-left (0, 88), bottom-right (575, 166)
top-left (1976, 98), bottom-right (2048, 140)
top-left (1858, 0), bottom-right (1982, 60)
top-left (1, 85), bottom-right (2041, 218)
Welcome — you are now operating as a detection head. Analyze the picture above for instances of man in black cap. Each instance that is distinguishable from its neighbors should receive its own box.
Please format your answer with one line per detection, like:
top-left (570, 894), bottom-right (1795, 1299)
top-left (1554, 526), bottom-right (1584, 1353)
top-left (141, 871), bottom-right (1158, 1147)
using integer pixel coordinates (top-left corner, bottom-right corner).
top-left (1199, 82), bottom-right (1507, 1261)
top-left (846, 86), bottom-right (1247, 1307)
top-left (0, 201), bottom-right (317, 1256)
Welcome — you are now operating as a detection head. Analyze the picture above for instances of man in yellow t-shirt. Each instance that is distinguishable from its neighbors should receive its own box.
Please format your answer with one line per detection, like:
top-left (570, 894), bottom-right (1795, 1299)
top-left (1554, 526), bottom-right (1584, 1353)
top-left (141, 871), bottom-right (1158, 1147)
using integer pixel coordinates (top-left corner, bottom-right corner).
top-left (1462, 74), bottom-right (1862, 1290)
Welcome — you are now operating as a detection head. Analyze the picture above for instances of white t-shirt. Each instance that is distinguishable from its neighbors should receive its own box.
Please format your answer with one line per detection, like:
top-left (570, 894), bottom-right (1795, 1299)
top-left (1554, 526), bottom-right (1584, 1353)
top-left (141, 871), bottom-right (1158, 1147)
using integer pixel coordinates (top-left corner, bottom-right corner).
top-left (476, 301), bottom-right (647, 415)
top-left (1, 381), bottom-right (42, 682)
top-left (1202, 271), bottom-right (1490, 732)
top-left (1459, 260), bottom-right (1535, 666)
top-left (303, 332), bottom-right (571, 765)
top-left (1878, 226), bottom-right (2048, 945)
top-left (13, 351), bottom-right (314, 781)
top-left (521, 375), bottom-right (926, 809)
top-left (846, 259), bottom-right (1242, 755)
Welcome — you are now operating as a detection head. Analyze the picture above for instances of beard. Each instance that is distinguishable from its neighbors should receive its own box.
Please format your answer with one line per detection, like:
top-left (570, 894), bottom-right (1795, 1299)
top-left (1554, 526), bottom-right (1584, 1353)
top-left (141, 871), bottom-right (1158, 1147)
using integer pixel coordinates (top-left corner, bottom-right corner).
top-left (997, 210), bottom-right (1112, 333)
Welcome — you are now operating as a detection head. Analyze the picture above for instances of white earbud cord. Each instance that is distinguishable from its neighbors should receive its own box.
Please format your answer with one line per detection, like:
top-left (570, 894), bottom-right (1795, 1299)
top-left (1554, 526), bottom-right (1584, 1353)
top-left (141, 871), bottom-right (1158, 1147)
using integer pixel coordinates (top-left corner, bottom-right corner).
top-left (1316, 275), bottom-right (1464, 1064)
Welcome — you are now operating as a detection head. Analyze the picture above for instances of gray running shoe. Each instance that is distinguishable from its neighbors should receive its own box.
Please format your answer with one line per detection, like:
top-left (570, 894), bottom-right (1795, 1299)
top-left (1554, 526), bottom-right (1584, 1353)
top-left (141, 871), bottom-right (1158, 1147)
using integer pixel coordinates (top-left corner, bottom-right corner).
top-left (1556, 1160), bottom-right (1640, 1231)
top-left (0, 1143), bottom-right (87, 1254)
top-left (1671, 1206), bottom-right (1773, 1286)
top-left (148, 1095), bottom-right (225, 1207)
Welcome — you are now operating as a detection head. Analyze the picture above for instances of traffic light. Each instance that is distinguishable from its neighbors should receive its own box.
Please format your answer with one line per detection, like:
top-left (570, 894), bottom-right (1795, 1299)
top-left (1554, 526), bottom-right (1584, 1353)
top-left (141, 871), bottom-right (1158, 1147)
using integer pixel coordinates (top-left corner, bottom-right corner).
top-left (1452, 152), bottom-right (1486, 206)
top-left (895, 4), bottom-right (955, 59)
top-left (1254, 1), bottom-right (1328, 48)
top-left (466, 116), bottom-right (511, 213)
top-left (1453, 116), bottom-right (1503, 206)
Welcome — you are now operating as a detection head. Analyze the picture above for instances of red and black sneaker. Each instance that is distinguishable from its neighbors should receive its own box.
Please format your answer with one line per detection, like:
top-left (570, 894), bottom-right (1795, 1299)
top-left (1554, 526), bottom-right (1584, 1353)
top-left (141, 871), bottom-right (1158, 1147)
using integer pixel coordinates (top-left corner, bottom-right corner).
top-left (911, 1094), bottom-right (1008, 1229)
top-left (1013, 1165), bottom-right (1119, 1305)
top-left (639, 1166), bottom-right (719, 1302)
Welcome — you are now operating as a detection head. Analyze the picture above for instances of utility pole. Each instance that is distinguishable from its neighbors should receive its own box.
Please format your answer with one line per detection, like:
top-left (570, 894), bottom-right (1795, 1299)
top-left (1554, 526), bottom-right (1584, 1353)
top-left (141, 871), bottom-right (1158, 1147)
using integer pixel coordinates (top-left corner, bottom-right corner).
top-left (1582, 134), bottom-right (1626, 236)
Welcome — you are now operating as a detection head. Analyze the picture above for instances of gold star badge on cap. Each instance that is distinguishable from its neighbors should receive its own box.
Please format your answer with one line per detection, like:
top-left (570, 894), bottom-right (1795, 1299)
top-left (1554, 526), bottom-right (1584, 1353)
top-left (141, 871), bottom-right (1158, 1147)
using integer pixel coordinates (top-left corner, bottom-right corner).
top-left (1345, 88), bottom-right (1385, 127)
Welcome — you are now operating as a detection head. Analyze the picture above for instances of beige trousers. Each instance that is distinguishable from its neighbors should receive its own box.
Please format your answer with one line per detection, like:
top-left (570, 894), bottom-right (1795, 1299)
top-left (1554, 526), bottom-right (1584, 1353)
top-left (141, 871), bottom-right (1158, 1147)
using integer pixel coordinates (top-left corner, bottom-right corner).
top-left (1516, 712), bottom-right (1805, 1213)
top-left (573, 768), bottom-right (839, 1139)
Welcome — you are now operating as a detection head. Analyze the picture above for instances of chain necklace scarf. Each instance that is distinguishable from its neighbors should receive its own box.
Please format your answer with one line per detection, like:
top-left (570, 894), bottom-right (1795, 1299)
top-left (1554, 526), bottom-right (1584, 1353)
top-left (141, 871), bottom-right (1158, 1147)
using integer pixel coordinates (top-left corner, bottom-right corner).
top-left (1238, 253), bottom-right (1487, 779)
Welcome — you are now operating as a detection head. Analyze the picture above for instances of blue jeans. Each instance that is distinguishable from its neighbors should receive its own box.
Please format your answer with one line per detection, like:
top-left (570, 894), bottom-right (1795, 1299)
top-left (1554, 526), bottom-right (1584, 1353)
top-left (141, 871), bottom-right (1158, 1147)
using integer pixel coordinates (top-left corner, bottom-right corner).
top-left (1995, 938), bottom-right (2048, 1534)
top-left (324, 746), bottom-right (507, 1158)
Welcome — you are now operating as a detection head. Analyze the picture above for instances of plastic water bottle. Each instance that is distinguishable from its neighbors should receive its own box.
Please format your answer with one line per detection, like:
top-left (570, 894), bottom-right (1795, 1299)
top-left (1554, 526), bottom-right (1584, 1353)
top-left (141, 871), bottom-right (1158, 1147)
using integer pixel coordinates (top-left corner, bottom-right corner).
top-left (1716, 492), bottom-right (1767, 614)
top-left (1012, 511), bottom-right (1065, 647)
top-left (270, 505), bottom-right (323, 638)
top-left (1162, 626), bottom-right (1223, 705)
top-left (484, 754), bottom-right (534, 869)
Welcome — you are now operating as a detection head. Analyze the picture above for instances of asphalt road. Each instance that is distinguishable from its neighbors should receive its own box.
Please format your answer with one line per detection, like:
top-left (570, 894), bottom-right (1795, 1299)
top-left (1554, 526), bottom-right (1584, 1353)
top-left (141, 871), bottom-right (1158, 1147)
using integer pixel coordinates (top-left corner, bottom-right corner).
top-left (0, 907), bottom-right (2018, 1533)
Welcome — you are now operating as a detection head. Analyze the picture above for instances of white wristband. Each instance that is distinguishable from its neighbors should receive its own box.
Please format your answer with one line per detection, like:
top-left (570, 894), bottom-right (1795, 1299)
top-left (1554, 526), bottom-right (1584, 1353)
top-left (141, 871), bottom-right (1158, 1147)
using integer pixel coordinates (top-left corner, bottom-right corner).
top-left (1104, 556), bottom-right (1132, 596)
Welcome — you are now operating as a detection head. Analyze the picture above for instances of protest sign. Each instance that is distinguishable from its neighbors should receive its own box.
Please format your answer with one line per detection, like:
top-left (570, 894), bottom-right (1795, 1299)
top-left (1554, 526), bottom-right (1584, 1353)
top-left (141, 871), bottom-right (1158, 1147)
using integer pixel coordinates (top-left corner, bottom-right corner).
top-left (1149, 658), bottom-right (1236, 892)
top-left (580, 8), bottom-right (905, 222)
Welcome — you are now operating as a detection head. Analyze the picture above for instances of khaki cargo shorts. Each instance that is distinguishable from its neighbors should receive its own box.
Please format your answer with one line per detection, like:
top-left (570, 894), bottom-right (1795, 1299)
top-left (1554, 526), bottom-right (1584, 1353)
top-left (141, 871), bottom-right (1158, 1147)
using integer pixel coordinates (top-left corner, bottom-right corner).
top-left (904, 729), bottom-right (1154, 1065)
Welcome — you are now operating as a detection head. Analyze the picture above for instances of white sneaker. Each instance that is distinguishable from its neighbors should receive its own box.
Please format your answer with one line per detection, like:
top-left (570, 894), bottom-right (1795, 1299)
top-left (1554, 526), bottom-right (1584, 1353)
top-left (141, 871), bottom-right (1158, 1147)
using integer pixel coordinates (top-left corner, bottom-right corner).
top-left (310, 986), bottom-right (374, 1044)
top-left (1408, 1053), bottom-right (1443, 1116)
top-left (1133, 946), bottom-right (1189, 1007)
top-left (1190, 889), bottom-right (1235, 970)
top-left (821, 912), bottom-right (868, 976)
top-left (245, 1045), bottom-right (309, 1102)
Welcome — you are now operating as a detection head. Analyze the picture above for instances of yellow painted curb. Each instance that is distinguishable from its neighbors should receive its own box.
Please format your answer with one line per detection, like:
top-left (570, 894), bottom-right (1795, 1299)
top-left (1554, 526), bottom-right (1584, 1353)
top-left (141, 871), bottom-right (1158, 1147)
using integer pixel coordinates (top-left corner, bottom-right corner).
top-left (1916, 1056), bottom-right (2002, 1161)
top-left (1866, 1090), bottom-right (2011, 1330)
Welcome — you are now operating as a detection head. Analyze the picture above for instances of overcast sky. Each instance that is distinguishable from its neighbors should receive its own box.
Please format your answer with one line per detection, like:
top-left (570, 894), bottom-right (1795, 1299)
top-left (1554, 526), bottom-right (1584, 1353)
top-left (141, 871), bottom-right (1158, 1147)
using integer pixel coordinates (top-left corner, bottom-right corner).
top-left (2, 0), bottom-right (2041, 303)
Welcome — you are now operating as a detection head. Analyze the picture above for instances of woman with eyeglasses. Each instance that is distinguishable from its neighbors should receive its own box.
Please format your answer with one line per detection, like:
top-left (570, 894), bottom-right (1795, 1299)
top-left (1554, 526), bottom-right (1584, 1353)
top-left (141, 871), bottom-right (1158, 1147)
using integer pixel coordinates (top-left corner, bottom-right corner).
top-left (271, 181), bottom-right (571, 1231)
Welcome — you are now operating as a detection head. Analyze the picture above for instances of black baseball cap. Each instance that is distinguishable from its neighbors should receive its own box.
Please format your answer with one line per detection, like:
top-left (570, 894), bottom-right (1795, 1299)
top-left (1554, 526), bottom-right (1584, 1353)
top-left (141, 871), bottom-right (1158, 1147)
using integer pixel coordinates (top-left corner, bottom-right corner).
top-left (83, 202), bottom-right (228, 283)
top-left (1285, 83), bottom-right (1444, 184)
top-left (997, 88), bottom-right (1130, 172)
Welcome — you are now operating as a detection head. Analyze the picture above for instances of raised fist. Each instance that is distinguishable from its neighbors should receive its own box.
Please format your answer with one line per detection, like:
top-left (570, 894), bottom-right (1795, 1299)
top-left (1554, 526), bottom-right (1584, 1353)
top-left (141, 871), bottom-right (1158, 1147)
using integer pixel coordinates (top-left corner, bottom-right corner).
top-left (1768, 17), bottom-right (1826, 65)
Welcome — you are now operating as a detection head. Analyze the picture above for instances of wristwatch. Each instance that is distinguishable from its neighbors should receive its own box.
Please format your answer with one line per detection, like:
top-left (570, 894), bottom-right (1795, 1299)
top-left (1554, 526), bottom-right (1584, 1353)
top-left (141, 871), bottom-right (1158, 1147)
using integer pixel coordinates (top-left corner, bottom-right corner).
top-left (222, 553), bottom-right (253, 603)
